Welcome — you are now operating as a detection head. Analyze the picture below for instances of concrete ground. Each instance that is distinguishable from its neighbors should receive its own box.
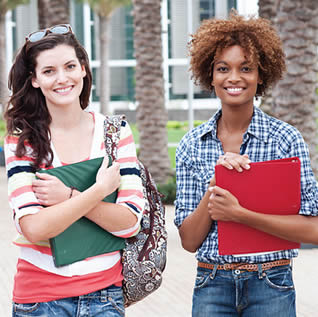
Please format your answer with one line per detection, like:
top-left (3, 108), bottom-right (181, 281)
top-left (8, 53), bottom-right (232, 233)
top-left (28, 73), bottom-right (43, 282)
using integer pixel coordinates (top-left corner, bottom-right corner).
top-left (1, 166), bottom-right (318, 316)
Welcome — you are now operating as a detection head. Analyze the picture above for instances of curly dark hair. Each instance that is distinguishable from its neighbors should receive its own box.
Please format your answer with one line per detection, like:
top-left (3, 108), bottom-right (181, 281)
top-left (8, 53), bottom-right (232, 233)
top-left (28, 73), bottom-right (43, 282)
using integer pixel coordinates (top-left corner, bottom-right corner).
top-left (189, 11), bottom-right (286, 96)
top-left (4, 32), bottom-right (92, 169)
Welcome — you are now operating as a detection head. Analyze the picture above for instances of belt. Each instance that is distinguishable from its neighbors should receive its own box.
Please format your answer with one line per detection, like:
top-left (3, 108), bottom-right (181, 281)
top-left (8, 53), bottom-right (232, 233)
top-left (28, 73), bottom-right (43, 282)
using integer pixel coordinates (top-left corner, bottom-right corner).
top-left (198, 259), bottom-right (291, 272)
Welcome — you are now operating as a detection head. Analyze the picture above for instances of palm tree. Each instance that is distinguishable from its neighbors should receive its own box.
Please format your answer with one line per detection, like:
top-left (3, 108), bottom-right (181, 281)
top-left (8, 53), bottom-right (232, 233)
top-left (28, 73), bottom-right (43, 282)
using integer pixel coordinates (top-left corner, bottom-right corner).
top-left (258, 0), bottom-right (276, 116)
top-left (132, 0), bottom-right (171, 184)
top-left (79, 0), bottom-right (130, 115)
top-left (37, 0), bottom-right (70, 28)
top-left (0, 0), bottom-right (29, 113)
top-left (258, 0), bottom-right (318, 174)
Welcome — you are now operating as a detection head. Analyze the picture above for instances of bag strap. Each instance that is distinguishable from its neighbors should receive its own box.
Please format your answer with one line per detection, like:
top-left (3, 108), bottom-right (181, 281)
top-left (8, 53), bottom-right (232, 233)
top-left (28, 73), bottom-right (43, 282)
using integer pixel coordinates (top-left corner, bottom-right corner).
top-left (104, 115), bottom-right (126, 161)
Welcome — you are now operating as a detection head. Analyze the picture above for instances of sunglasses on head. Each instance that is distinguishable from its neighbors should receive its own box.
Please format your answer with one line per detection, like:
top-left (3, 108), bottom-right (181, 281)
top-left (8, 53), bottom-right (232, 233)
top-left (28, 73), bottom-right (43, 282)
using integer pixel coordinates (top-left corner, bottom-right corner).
top-left (25, 24), bottom-right (73, 43)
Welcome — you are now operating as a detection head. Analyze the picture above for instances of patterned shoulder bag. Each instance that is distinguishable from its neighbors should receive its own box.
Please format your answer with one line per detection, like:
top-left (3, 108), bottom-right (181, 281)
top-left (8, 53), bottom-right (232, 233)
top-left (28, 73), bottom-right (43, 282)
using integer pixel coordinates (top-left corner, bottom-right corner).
top-left (104, 115), bottom-right (168, 307)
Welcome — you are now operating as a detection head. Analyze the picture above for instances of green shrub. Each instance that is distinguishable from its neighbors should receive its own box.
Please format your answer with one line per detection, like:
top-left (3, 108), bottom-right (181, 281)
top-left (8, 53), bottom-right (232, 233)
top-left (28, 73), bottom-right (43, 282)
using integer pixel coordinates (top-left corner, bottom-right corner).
top-left (166, 121), bottom-right (184, 129)
top-left (194, 120), bottom-right (205, 127)
top-left (157, 174), bottom-right (176, 205)
top-left (0, 118), bottom-right (6, 147)
top-left (166, 120), bottom-right (206, 130)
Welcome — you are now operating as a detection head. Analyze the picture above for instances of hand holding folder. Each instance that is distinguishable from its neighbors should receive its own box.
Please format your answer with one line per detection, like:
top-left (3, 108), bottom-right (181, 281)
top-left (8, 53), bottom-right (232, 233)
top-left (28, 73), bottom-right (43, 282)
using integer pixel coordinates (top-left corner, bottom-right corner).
top-left (215, 157), bottom-right (301, 255)
top-left (38, 156), bottom-right (125, 267)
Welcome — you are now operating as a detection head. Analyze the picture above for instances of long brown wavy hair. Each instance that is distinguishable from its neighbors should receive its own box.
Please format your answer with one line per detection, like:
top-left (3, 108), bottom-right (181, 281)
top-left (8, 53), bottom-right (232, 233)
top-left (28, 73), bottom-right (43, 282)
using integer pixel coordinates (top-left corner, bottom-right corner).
top-left (4, 32), bottom-right (92, 169)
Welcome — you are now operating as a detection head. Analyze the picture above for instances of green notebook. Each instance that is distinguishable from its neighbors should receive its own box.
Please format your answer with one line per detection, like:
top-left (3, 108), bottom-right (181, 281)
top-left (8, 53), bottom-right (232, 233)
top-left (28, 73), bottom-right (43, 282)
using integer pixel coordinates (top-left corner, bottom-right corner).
top-left (38, 157), bottom-right (125, 267)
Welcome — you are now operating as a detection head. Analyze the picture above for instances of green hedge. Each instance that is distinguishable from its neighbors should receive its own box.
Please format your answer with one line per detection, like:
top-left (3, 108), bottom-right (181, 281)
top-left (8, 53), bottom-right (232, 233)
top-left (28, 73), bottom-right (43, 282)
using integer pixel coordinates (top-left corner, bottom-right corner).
top-left (157, 173), bottom-right (176, 205)
top-left (0, 119), bottom-right (5, 147)
top-left (166, 120), bottom-right (205, 129)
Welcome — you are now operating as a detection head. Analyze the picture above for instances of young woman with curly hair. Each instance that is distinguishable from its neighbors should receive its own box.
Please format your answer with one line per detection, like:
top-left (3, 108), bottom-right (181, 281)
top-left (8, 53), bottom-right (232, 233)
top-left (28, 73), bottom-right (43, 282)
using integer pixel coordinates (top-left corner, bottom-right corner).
top-left (4, 25), bottom-right (145, 316)
top-left (174, 11), bottom-right (318, 317)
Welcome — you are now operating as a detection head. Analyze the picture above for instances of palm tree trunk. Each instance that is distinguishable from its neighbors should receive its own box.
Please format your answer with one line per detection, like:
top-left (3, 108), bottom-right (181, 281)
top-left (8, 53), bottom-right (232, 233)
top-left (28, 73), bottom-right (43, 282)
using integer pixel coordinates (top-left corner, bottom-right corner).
top-left (133, 0), bottom-right (171, 184)
top-left (37, 0), bottom-right (69, 28)
top-left (272, 0), bottom-right (318, 174)
top-left (0, 11), bottom-right (8, 113)
top-left (99, 14), bottom-right (111, 115)
top-left (258, 0), bottom-right (277, 116)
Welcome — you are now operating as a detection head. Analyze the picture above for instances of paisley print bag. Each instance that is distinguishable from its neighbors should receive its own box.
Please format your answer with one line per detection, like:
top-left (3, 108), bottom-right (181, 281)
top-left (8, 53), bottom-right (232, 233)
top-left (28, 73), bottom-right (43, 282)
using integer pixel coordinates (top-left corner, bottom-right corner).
top-left (104, 115), bottom-right (168, 307)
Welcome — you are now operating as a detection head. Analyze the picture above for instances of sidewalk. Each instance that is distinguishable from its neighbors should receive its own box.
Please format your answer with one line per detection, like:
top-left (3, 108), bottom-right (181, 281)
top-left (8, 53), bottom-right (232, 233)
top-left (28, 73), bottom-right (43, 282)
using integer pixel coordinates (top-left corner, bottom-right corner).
top-left (1, 166), bottom-right (318, 316)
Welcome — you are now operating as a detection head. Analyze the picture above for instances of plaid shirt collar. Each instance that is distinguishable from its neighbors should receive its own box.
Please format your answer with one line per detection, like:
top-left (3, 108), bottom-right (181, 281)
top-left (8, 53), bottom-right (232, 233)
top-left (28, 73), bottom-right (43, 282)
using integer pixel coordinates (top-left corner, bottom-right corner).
top-left (199, 106), bottom-right (271, 143)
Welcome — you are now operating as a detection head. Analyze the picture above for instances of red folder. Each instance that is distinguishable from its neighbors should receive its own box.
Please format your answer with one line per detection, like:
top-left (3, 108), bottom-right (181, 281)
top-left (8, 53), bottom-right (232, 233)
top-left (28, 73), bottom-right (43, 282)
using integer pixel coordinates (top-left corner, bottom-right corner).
top-left (215, 157), bottom-right (301, 255)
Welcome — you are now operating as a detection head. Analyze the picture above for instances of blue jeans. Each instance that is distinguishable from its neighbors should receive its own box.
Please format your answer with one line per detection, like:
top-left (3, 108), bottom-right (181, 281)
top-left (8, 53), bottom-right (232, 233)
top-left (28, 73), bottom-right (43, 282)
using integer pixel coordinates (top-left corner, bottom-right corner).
top-left (192, 264), bottom-right (296, 317)
top-left (12, 285), bottom-right (125, 317)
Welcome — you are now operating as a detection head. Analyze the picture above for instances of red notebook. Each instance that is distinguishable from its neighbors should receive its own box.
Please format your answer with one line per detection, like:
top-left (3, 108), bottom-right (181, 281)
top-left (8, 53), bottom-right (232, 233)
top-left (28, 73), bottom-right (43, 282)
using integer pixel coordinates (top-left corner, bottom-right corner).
top-left (215, 157), bottom-right (301, 256)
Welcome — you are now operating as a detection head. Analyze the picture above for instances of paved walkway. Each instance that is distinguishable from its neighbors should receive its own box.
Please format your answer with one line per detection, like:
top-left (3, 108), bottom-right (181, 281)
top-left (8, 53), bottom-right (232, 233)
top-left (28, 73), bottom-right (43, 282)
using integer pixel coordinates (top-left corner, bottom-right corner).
top-left (1, 166), bottom-right (318, 316)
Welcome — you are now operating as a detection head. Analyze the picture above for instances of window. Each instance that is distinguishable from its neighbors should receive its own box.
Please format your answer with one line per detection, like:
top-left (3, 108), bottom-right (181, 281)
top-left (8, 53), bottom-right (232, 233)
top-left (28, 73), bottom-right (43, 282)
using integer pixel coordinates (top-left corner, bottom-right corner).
top-left (11, 10), bottom-right (17, 53)
top-left (228, 0), bottom-right (237, 11)
top-left (124, 5), bottom-right (135, 101)
top-left (200, 0), bottom-right (215, 20)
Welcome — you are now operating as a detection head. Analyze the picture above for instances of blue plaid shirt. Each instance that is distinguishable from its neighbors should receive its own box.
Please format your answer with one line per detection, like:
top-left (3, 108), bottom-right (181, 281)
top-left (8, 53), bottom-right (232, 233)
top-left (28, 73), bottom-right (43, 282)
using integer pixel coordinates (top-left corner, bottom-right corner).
top-left (174, 106), bottom-right (318, 264)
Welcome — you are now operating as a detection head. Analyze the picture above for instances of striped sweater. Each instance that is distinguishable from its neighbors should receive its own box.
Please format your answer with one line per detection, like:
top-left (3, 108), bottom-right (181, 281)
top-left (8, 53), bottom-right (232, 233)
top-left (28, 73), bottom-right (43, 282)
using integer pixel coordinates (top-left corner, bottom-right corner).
top-left (5, 112), bottom-right (145, 303)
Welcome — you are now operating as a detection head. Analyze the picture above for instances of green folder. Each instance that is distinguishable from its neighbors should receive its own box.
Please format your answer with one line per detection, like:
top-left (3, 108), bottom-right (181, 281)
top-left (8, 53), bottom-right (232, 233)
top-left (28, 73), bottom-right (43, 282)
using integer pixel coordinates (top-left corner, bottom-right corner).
top-left (38, 157), bottom-right (125, 267)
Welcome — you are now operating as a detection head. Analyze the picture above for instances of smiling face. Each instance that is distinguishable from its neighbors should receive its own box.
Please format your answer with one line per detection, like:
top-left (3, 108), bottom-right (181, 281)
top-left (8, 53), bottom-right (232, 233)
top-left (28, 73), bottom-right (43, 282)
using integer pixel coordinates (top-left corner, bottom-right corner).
top-left (32, 44), bottom-right (86, 110)
top-left (212, 45), bottom-right (262, 110)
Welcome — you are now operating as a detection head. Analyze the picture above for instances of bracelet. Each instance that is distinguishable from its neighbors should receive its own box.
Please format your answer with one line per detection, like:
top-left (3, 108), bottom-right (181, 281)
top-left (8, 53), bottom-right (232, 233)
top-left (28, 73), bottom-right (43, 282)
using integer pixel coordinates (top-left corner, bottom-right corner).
top-left (69, 186), bottom-right (76, 199)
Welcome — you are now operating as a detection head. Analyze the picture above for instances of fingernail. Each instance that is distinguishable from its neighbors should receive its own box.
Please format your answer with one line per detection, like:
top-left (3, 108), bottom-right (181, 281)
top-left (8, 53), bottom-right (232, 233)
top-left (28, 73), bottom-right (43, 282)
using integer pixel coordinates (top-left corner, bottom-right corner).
top-left (245, 164), bottom-right (250, 169)
top-left (208, 186), bottom-right (214, 192)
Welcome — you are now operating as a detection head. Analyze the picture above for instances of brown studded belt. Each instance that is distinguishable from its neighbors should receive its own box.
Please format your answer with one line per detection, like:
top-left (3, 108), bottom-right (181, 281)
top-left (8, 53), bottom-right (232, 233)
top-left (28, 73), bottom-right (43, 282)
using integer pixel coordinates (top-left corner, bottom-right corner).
top-left (198, 259), bottom-right (291, 272)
